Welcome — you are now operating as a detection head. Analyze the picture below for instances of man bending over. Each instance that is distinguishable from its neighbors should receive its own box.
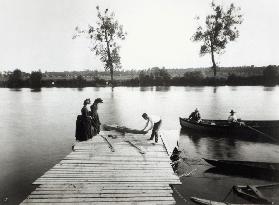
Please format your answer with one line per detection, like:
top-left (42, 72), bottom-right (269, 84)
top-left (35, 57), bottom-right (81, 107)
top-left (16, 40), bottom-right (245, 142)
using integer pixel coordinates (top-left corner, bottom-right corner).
top-left (142, 113), bottom-right (162, 143)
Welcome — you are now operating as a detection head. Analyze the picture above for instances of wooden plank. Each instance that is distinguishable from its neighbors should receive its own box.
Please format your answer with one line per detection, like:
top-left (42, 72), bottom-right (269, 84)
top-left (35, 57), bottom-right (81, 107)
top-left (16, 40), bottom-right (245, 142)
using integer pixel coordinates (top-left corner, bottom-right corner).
top-left (22, 201), bottom-right (175, 205)
top-left (22, 196), bottom-right (175, 202)
top-left (21, 132), bottom-right (180, 204)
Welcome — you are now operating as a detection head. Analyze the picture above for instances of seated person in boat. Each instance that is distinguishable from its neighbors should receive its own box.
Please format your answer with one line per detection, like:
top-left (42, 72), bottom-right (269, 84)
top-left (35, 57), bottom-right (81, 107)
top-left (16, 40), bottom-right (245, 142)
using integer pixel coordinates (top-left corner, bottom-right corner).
top-left (89, 98), bottom-right (103, 137)
top-left (142, 113), bottom-right (162, 143)
top-left (188, 108), bottom-right (201, 122)
top-left (75, 98), bottom-right (92, 141)
top-left (227, 110), bottom-right (238, 123)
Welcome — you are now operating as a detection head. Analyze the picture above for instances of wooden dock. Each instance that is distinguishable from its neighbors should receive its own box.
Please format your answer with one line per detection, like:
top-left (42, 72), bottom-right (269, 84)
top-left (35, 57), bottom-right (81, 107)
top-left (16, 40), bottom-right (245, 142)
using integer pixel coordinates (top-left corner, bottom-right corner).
top-left (21, 131), bottom-right (181, 204)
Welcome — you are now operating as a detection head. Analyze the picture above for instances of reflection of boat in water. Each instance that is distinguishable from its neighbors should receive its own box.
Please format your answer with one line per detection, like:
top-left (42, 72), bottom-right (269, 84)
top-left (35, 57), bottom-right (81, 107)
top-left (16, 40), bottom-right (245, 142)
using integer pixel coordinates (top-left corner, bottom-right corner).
top-left (204, 158), bottom-right (279, 173)
top-left (191, 196), bottom-right (265, 205)
top-left (179, 118), bottom-right (279, 139)
top-left (103, 124), bottom-right (147, 134)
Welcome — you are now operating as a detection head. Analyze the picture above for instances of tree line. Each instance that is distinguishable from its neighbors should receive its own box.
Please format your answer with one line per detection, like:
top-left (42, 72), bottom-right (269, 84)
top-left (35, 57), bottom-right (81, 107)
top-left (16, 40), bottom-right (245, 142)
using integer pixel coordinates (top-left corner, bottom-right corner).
top-left (2, 65), bottom-right (279, 88)
top-left (72, 2), bottom-right (243, 84)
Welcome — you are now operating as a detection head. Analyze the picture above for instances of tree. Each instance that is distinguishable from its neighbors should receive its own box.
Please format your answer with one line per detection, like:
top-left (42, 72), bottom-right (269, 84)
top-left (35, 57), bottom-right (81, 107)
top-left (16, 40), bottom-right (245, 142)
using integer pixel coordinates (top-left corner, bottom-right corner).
top-left (74, 6), bottom-right (127, 85)
top-left (192, 2), bottom-right (243, 77)
top-left (7, 69), bottom-right (23, 88)
top-left (30, 70), bottom-right (43, 88)
top-left (76, 75), bottom-right (86, 87)
top-left (263, 65), bottom-right (278, 85)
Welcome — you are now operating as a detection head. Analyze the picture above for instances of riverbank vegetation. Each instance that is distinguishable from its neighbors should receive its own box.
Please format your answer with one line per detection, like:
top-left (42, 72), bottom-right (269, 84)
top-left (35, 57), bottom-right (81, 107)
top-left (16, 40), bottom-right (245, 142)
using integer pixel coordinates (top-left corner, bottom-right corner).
top-left (1, 65), bottom-right (279, 88)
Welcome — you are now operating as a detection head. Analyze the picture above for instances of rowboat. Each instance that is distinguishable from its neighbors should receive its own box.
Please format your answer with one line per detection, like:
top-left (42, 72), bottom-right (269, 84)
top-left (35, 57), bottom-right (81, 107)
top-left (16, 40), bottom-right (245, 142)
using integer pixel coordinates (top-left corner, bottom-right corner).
top-left (191, 197), bottom-right (267, 205)
top-left (233, 184), bottom-right (279, 204)
top-left (179, 118), bottom-right (279, 138)
top-left (103, 124), bottom-right (147, 134)
top-left (203, 158), bottom-right (279, 173)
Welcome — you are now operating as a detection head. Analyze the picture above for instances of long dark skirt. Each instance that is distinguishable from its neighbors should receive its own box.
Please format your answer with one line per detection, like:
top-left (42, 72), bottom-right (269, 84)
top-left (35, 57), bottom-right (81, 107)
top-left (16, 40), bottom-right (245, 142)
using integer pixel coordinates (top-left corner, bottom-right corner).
top-left (75, 115), bottom-right (92, 141)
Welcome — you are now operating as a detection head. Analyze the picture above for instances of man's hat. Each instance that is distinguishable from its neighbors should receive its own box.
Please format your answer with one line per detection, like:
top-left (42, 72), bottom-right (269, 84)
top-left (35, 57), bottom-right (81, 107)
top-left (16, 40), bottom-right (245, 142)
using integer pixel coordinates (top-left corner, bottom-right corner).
top-left (230, 110), bottom-right (236, 114)
top-left (94, 98), bottom-right (103, 104)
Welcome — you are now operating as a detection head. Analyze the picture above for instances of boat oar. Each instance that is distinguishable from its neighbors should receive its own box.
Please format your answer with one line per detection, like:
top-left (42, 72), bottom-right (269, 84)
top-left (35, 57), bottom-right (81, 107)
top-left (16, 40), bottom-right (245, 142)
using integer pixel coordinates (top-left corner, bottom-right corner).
top-left (244, 124), bottom-right (278, 143)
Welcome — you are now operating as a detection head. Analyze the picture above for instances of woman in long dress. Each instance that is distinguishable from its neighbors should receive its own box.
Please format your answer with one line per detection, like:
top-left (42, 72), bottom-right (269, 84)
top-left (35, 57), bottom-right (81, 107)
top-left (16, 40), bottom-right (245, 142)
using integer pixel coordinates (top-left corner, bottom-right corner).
top-left (89, 98), bottom-right (103, 137)
top-left (75, 98), bottom-right (92, 141)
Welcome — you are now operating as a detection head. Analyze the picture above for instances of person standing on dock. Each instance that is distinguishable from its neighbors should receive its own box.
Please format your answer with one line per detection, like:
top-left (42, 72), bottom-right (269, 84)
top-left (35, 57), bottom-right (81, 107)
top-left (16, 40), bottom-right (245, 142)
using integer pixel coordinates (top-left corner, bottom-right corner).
top-left (75, 98), bottom-right (92, 141)
top-left (89, 98), bottom-right (103, 137)
top-left (142, 113), bottom-right (162, 143)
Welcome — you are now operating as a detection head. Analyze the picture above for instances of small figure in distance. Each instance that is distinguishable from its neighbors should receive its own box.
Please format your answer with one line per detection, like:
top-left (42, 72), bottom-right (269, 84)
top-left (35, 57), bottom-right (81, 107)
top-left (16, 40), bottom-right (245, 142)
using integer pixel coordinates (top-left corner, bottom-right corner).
top-left (89, 98), bottom-right (103, 137)
top-left (188, 108), bottom-right (201, 123)
top-left (227, 110), bottom-right (238, 123)
top-left (142, 113), bottom-right (162, 143)
top-left (228, 110), bottom-right (245, 126)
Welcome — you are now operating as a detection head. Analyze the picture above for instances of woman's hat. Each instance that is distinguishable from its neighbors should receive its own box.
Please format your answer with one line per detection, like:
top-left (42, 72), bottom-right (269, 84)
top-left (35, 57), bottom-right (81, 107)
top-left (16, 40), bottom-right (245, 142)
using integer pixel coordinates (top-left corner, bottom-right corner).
top-left (83, 98), bottom-right (91, 105)
top-left (94, 98), bottom-right (103, 104)
top-left (230, 110), bottom-right (236, 114)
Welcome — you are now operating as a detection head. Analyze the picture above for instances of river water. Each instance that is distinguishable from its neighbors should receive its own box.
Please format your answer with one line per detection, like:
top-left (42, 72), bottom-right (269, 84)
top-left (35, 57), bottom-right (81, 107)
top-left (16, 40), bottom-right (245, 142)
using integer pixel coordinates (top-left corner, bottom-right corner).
top-left (0, 86), bottom-right (279, 204)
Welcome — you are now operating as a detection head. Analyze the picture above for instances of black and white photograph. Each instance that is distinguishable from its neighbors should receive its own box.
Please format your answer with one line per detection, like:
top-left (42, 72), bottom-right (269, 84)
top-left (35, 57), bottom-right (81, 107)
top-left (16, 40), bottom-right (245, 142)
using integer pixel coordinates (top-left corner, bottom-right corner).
top-left (0, 0), bottom-right (279, 204)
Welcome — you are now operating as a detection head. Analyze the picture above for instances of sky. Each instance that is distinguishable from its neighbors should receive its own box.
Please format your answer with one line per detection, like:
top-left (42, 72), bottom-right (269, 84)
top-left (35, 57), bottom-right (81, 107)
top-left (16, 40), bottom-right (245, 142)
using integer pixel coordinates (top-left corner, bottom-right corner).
top-left (0, 0), bottom-right (278, 72)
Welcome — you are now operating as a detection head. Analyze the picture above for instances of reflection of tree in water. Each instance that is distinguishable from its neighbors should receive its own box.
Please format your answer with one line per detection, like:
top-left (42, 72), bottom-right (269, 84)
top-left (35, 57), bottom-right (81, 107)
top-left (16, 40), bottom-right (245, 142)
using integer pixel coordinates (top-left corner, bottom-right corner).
top-left (77, 87), bottom-right (83, 91)
top-left (140, 86), bottom-right (154, 92)
top-left (10, 88), bottom-right (22, 92)
top-left (155, 86), bottom-right (170, 92)
top-left (31, 88), bottom-right (41, 92)
top-left (213, 86), bottom-right (217, 93)
top-left (263, 87), bottom-right (275, 92)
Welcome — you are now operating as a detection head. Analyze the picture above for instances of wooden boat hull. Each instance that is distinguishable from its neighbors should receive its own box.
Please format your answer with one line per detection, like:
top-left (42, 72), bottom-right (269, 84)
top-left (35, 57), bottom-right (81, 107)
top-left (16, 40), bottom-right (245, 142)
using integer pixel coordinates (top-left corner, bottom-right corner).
top-left (191, 197), bottom-right (266, 205)
top-left (203, 158), bottom-right (279, 173)
top-left (180, 118), bottom-right (279, 138)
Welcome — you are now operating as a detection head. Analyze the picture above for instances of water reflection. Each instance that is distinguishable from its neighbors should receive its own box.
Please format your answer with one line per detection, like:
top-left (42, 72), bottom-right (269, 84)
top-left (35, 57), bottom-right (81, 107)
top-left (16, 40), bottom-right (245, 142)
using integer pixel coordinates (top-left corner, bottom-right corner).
top-left (30, 88), bottom-right (41, 92)
top-left (213, 86), bottom-right (217, 93)
top-left (140, 86), bottom-right (154, 92)
top-left (9, 88), bottom-right (22, 92)
top-left (184, 86), bottom-right (205, 92)
top-left (230, 86), bottom-right (238, 91)
top-left (205, 167), bottom-right (279, 182)
top-left (155, 86), bottom-right (170, 92)
top-left (179, 127), bottom-right (279, 163)
top-left (263, 87), bottom-right (276, 91)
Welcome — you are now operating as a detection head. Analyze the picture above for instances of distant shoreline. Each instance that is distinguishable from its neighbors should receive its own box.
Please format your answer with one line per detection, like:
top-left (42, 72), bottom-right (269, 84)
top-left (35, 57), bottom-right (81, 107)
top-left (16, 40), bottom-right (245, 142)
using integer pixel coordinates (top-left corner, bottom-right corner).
top-left (1, 65), bottom-right (279, 88)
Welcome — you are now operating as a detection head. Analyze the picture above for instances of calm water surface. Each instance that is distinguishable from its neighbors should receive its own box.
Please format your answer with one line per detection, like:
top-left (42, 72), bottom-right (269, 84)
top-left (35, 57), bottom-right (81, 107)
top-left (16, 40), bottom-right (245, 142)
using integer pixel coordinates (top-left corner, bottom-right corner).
top-left (1, 86), bottom-right (279, 204)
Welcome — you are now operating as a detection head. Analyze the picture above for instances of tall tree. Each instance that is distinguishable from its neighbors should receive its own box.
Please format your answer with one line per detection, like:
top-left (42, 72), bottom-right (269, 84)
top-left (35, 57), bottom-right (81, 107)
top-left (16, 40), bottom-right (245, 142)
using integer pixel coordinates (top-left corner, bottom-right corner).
top-left (73, 6), bottom-right (127, 85)
top-left (7, 69), bottom-right (23, 88)
top-left (192, 2), bottom-right (243, 77)
top-left (30, 70), bottom-right (43, 88)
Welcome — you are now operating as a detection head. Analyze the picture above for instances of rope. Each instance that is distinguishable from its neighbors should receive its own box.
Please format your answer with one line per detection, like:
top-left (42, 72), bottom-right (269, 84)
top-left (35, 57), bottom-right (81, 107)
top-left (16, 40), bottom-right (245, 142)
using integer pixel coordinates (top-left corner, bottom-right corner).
top-left (222, 187), bottom-right (233, 202)
top-left (245, 125), bottom-right (278, 142)
top-left (172, 186), bottom-right (188, 204)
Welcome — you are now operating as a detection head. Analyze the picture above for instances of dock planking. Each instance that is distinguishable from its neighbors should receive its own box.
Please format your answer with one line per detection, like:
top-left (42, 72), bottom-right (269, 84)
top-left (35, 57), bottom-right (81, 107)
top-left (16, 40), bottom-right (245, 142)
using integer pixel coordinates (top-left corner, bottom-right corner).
top-left (21, 131), bottom-right (181, 204)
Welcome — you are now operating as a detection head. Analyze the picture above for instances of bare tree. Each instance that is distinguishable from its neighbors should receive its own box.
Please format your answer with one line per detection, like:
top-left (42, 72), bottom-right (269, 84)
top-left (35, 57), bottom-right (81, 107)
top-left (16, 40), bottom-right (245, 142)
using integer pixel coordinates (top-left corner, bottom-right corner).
top-left (73, 6), bottom-right (127, 85)
top-left (192, 2), bottom-right (243, 77)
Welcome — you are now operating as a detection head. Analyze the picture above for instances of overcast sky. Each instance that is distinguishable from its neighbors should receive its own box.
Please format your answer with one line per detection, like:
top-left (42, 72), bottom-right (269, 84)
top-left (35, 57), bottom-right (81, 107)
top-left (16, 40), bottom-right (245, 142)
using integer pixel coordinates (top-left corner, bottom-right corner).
top-left (0, 0), bottom-right (278, 72)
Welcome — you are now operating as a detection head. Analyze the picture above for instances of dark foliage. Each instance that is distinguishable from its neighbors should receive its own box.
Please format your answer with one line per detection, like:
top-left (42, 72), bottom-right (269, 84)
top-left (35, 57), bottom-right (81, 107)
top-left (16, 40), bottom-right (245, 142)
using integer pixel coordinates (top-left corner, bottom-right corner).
top-left (30, 71), bottom-right (43, 88)
top-left (262, 65), bottom-right (278, 85)
top-left (7, 69), bottom-right (24, 88)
